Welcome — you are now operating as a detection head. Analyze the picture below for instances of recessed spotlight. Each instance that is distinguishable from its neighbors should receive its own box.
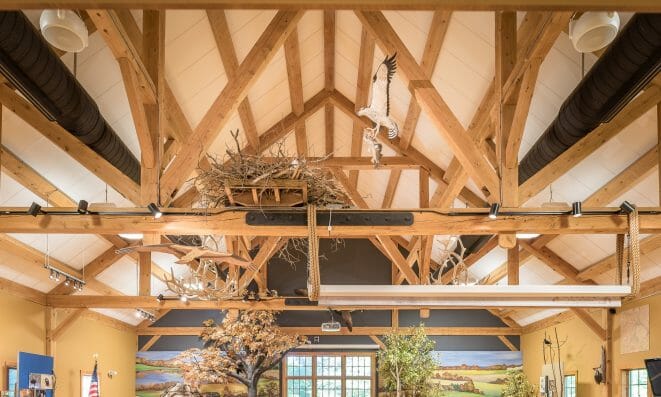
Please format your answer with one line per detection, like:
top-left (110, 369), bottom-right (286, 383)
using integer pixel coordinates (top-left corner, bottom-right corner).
top-left (620, 201), bottom-right (636, 214)
top-left (147, 203), bottom-right (162, 219)
top-left (572, 202), bottom-right (582, 217)
top-left (488, 203), bottom-right (500, 220)
top-left (76, 200), bottom-right (89, 214)
top-left (28, 202), bottom-right (42, 217)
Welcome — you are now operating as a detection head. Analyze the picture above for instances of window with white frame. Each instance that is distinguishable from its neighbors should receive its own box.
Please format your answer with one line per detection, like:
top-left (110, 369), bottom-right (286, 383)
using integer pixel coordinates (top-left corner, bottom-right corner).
top-left (627, 368), bottom-right (648, 397)
top-left (283, 353), bottom-right (374, 397)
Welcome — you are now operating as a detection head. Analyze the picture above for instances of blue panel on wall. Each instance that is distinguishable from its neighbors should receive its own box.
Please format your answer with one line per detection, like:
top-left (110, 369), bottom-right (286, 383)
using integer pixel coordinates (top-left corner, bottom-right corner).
top-left (17, 352), bottom-right (53, 397)
top-left (149, 336), bottom-right (204, 351)
top-left (152, 309), bottom-right (225, 327)
top-left (399, 309), bottom-right (507, 327)
top-left (276, 310), bottom-right (392, 327)
top-left (307, 335), bottom-right (376, 345)
top-left (269, 239), bottom-right (392, 296)
top-left (430, 335), bottom-right (520, 351)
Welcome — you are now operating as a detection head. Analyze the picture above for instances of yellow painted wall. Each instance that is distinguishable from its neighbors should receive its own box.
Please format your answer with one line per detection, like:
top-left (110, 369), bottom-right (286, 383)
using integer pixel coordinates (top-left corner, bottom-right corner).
top-left (54, 314), bottom-right (136, 396)
top-left (0, 290), bottom-right (136, 396)
top-left (0, 290), bottom-right (46, 390)
top-left (522, 293), bottom-right (661, 396)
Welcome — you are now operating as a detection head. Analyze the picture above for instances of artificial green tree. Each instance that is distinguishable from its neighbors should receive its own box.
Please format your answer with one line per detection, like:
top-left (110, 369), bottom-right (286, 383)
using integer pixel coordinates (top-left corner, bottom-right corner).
top-left (502, 369), bottom-right (536, 397)
top-left (377, 325), bottom-right (436, 397)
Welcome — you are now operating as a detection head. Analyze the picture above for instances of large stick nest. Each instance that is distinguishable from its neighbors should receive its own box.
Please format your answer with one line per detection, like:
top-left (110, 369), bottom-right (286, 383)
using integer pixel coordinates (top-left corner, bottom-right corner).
top-left (194, 130), bottom-right (347, 208)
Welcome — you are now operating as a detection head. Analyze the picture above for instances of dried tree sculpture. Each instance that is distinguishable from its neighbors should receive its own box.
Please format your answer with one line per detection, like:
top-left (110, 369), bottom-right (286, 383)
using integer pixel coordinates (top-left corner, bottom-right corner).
top-left (179, 311), bottom-right (307, 397)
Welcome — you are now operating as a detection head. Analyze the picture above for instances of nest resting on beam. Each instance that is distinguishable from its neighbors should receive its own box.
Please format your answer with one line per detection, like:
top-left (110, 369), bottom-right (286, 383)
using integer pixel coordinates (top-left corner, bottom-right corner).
top-left (194, 131), bottom-right (347, 209)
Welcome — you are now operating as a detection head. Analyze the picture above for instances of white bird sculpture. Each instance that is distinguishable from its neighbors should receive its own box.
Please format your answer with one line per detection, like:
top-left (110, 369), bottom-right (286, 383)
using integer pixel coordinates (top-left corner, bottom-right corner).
top-left (357, 53), bottom-right (399, 141)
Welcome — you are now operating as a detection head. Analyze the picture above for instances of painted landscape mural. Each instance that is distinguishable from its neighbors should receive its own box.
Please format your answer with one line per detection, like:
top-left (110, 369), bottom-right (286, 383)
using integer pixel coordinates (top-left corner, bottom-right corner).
top-left (378, 351), bottom-right (522, 397)
top-left (136, 351), bottom-right (279, 397)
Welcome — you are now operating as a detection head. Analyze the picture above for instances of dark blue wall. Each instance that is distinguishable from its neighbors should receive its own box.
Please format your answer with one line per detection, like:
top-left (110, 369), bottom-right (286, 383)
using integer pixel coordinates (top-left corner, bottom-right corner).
top-left (140, 239), bottom-right (519, 352)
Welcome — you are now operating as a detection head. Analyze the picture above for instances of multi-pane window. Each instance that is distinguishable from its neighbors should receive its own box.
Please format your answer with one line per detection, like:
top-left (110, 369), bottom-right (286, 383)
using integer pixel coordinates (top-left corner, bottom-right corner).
top-left (284, 353), bottom-right (374, 397)
top-left (563, 374), bottom-right (576, 397)
top-left (627, 368), bottom-right (648, 397)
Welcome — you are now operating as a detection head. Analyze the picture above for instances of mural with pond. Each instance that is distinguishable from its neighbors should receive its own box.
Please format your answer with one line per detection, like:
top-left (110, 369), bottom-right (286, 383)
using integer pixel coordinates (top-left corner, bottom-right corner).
top-left (378, 351), bottom-right (523, 397)
top-left (136, 351), bottom-right (279, 397)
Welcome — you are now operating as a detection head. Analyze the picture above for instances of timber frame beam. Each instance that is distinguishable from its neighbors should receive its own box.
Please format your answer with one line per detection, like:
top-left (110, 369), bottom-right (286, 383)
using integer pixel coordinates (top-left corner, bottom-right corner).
top-left (1, 207), bottom-right (661, 236)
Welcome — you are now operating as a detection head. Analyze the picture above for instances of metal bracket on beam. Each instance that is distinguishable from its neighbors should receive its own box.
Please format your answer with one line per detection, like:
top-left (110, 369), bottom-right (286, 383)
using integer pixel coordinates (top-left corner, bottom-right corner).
top-left (246, 211), bottom-right (414, 226)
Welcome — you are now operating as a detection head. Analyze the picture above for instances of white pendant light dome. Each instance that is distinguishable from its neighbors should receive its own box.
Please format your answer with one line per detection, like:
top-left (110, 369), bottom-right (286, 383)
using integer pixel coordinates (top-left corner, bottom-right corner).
top-left (569, 12), bottom-right (620, 53)
top-left (40, 9), bottom-right (89, 53)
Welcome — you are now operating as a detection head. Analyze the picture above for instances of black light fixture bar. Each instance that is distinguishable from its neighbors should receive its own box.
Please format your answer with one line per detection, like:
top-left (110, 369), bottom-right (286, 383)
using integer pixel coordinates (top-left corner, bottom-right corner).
top-left (2, 201), bottom-right (656, 219)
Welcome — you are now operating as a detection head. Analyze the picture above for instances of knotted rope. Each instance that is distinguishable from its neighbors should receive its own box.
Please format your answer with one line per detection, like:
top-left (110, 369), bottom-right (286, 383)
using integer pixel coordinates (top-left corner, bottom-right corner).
top-left (616, 206), bottom-right (641, 295)
top-left (307, 204), bottom-right (320, 301)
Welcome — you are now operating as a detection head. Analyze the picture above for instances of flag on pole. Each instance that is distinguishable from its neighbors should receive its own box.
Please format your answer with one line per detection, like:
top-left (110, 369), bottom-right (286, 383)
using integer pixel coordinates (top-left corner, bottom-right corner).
top-left (88, 361), bottom-right (99, 397)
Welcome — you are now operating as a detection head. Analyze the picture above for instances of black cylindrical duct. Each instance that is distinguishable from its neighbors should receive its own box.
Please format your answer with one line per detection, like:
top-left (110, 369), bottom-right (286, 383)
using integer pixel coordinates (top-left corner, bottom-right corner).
top-left (519, 13), bottom-right (661, 184)
top-left (0, 11), bottom-right (141, 183)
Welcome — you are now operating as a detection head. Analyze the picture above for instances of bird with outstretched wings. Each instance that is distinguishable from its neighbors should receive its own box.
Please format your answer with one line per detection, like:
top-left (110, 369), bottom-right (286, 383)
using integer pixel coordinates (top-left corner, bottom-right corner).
top-left (357, 53), bottom-right (399, 141)
top-left (116, 244), bottom-right (256, 270)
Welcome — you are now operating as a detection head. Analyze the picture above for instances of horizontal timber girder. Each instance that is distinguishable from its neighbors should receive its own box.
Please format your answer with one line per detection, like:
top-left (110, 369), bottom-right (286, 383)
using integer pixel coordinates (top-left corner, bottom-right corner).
top-left (1, 207), bottom-right (661, 235)
top-left (3, 1), bottom-right (660, 11)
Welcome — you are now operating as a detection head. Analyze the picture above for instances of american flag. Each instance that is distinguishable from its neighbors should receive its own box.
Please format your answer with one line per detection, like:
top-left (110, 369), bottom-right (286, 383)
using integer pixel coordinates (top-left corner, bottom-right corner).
top-left (88, 361), bottom-right (99, 397)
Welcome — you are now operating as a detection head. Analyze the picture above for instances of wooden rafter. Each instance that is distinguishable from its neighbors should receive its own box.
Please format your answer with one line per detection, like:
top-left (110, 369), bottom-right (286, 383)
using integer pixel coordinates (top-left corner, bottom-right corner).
top-left (332, 168), bottom-right (419, 284)
top-left (349, 27), bottom-right (375, 188)
top-left (284, 27), bottom-right (309, 157)
top-left (577, 234), bottom-right (661, 282)
top-left (207, 10), bottom-right (260, 151)
top-left (140, 335), bottom-right (162, 351)
top-left (324, 9), bottom-right (335, 156)
top-left (480, 143), bottom-right (661, 286)
top-left (436, 12), bottom-right (568, 208)
top-left (0, 234), bottom-right (123, 296)
top-left (0, 84), bottom-right (141, 203)
top-left (159, 10), bottom-right (305, 203)
top-left (382, 10), bottom-right (451, 211)
top-left (519, 82), bottom-right (661, 203)
top-left (170, 89), bottom-right (332, 206)
top-left (497, 335), bottom-right (519, 351)
top-left (0, 277), bottom-right (46, 305)
top-left (330, 90), bottom-right (486, 207)
top-left (356, 10), bottom-right (500, 197)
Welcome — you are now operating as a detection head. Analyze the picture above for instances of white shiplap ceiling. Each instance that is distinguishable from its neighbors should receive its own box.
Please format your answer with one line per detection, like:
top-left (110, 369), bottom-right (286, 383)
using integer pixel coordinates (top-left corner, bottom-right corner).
top-left (0, 9), bottom-right (658, 327)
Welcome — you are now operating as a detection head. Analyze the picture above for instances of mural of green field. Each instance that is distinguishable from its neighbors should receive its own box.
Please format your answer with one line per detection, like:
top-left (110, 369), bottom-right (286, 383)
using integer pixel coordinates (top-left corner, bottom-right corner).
top-left (136, 351), bottom-right (279, 397)
top-left (379, 351), bottom-right (522, 397)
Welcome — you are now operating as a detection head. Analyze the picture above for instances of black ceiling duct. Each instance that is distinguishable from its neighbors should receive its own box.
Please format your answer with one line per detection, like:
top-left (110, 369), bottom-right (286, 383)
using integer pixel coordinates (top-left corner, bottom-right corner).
top-left (0, 11), bottom-right (141, 183)
top-left (519, 13), bottom-right (661, 184)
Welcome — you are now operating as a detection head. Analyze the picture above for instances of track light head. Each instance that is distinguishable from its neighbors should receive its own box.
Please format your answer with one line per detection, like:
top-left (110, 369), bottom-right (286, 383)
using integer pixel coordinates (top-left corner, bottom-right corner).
top-left (156, 294), bottom-right (164, 302)
top-left (620, 201), bottom-right (636, 214)
top-left (147, 203), bottom-right (162, 219)
top-left (488, 203), bottom-right (500, 219)
top-left (77, 200), bottom-right (89, 214)
top-left (571, 202), bottom-right (582, 217)
top-left (179, 295), bottom-right (188, 303)
top-left (64, 278), bottom-right (70, 286)
top-left (28, 202), bottom-right (42, 217)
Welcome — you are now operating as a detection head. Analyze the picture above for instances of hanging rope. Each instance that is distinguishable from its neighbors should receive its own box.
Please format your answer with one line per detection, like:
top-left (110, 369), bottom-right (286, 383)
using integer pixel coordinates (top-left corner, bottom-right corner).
top-left (616, 206), bottom-right (641, 295)
top-left (307, 204), bottom-right (320, 301)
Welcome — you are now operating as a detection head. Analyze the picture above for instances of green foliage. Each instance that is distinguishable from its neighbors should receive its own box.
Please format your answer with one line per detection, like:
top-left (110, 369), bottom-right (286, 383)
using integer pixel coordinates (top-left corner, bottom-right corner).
top-left (501, 370), bottom-right (535, 397)
top-left (378, 325), bottom-right (436, 397)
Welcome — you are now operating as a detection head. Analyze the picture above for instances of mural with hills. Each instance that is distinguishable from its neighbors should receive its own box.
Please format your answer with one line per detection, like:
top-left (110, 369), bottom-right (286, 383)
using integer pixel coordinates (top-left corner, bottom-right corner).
top-left (378, 351), bottom-right (522, 397)
top-left (136, 351), bottom-right (279, 397)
